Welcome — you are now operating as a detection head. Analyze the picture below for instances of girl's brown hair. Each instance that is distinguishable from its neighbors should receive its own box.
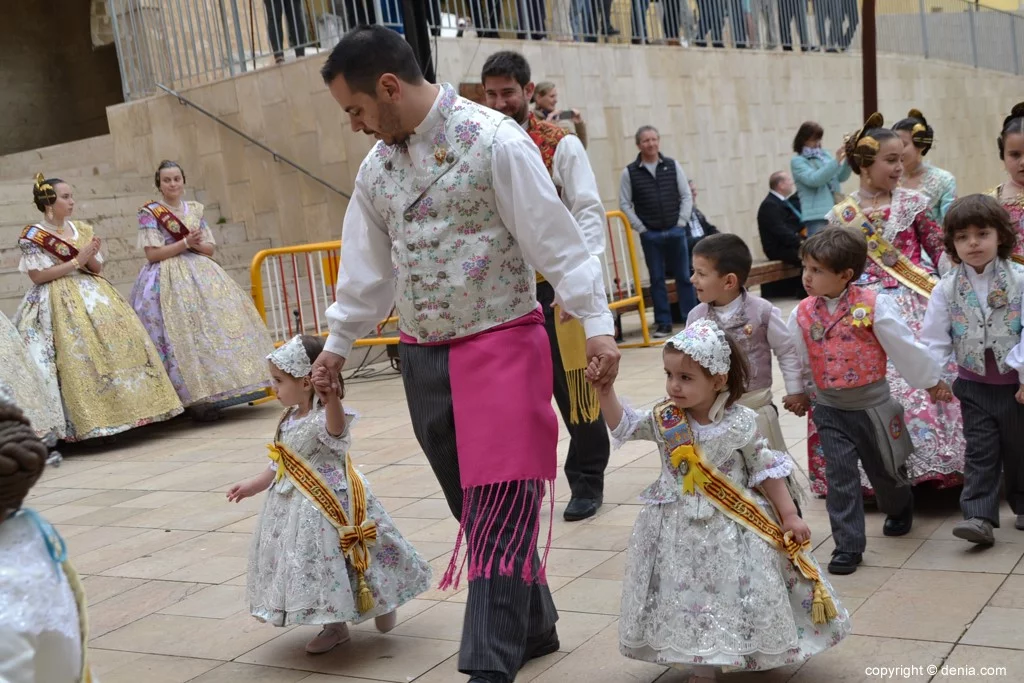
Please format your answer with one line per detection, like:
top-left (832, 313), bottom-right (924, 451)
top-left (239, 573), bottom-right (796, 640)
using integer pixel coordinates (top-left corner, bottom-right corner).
top-left (792, 121), bottom-right (825, 154)
top-left (0, 400), bottom-right (50, 513)
top-left (943, 194), bottom-right (1018, 264)
top-left (154, 160), bottom-right (186, 189)
top-left (665, 333), bottom-right (749, 407)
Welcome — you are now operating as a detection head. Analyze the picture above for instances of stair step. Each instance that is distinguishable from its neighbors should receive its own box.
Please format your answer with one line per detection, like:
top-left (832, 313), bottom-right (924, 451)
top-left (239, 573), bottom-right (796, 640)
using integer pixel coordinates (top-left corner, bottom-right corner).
top-left (0, 135), bottom-right (115, 181)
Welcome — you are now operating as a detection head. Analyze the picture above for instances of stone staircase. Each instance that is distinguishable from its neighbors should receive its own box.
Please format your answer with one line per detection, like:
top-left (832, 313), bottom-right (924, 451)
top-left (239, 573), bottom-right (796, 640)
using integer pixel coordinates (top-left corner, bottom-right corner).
top-left (0, 135), bottom-right (271, 317)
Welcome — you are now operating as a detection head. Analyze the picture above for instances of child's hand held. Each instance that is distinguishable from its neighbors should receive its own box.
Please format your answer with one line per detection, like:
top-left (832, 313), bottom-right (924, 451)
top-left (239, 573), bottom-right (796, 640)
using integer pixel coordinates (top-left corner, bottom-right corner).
top-left (782, 514), bottom-right (811, 545)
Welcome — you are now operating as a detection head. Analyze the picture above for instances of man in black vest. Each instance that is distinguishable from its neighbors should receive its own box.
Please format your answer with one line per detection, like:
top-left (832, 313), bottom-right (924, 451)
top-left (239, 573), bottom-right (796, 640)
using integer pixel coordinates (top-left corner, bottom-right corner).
top-left (757, 170), bottom-right (806, 298)
top-left (619, 125), bottom-right (697, 338)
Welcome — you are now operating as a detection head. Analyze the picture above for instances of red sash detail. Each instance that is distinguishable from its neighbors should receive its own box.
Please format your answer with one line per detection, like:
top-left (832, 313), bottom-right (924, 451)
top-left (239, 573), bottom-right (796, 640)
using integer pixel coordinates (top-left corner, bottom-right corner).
top-left (20, 225), bottom-right (79, 263)
top-left (142, 202), bottom-right (190, 242)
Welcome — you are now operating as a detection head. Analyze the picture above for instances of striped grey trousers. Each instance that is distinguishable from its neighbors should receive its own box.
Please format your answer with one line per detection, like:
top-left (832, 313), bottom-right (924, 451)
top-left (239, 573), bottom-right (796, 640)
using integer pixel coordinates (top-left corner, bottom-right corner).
top-left (400, 341), bottom-right (558, 680)
top-left (954, 379), bottom-right (1024, 525)
top-left (812, 404), bottom-right (913, 554)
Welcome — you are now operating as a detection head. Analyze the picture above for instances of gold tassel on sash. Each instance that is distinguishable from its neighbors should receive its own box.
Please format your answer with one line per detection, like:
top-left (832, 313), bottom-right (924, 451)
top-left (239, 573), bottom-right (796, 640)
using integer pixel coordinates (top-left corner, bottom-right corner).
top-left (669, 443), bottom-right (839, 625)
top-left (266, 438), bottom-right (378, 614)
top-left (553, 305), bottom-right (601, 425)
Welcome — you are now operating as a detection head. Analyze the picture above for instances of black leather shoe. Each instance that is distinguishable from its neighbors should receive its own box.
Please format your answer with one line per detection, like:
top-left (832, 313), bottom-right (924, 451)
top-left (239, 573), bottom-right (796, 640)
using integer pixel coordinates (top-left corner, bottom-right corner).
top-left (522, 626), bottom-right (560, 666)
top-left (468, 673), bottom-right (508, 683)
top-left (652, 325), bottom-right (673, 339)
top-left (564, 497), bottom-right (602, 522)
top-left (828, 551), bottom-right (863, 575)
top-left (883, 507), bottom-right (914, 537)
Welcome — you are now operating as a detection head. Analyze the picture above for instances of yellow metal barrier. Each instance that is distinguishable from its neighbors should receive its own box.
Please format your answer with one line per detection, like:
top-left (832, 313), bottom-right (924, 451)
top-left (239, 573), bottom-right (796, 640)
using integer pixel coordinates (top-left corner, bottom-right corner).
top-left (603, 211), bottom-right (653, 348)
top-left (249, 241), bottom-right (399, 348)
top-left (249, 211), bottom-right (651, 351)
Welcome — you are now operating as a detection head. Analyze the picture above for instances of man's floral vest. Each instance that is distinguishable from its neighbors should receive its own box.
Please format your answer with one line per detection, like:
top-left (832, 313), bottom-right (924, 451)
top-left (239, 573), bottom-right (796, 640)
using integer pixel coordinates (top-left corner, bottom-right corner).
top-left (361, 84), bottom-right (537, 343)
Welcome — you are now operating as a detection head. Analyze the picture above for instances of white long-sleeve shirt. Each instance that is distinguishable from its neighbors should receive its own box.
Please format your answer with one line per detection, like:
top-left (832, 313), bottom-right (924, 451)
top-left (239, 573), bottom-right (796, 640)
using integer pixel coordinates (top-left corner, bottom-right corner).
top-left (920, 261), bottom-right (1024, 373)
top-left (519, 120), bottom-right (605, 258)
top-left (324, 95), bottom-right (614, 358)
top-left (786, 292), bottom-right (941, 392)
top-left (692, 295), bottom-right (806, 396)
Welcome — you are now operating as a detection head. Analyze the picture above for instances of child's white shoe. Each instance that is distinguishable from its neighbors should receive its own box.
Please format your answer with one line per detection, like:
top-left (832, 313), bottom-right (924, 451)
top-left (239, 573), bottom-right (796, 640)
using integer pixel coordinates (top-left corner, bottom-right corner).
top-left (305, 623), bottom-right (350, 654)
top-left (375, 610), bottom-right (398, 633)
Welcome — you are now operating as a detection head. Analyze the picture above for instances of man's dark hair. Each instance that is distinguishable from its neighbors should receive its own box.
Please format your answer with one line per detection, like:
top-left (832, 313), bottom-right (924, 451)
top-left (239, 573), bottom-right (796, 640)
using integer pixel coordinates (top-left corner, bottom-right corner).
top-left (481, 51), bottom-right (530, 87)
top-left (943, 194), bottom-right (1018, 264)
top-left (320, 25), bottom-right (423, 93)
top-left (799, 227), bottom-right (868, 280)
top-left (768, 171), bottom-right (788, 191)
top-left (693, 234), bottom-right (753, 286)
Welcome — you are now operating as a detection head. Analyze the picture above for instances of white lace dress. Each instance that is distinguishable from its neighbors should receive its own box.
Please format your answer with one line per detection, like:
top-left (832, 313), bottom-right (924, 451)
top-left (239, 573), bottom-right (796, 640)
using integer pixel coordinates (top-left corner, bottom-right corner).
top-left (247, 408), bottom-right (432, 626)
top-left (0, 512), bottom-right (85, 683)
top-left (613, 402), bottom-right (851, 671)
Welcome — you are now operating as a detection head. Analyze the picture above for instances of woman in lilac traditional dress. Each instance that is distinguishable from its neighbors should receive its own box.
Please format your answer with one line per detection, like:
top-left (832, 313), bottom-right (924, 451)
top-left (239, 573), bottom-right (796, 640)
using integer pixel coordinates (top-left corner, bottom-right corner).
top-left (129, 161), bottom-right (273, 420)
top-left (893, 109), bottom-right (956, 225)
top-left (805, 114), bottom-right (965, 497)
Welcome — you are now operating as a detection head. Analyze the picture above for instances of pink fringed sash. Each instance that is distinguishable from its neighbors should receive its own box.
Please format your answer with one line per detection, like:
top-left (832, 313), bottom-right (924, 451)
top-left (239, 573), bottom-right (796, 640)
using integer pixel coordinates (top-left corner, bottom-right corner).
top-left (400, 308), bottom-right (558, 588)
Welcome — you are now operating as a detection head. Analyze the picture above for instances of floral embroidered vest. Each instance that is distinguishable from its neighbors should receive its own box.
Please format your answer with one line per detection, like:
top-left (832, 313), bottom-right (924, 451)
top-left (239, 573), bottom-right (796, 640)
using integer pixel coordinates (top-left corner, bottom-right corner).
top-left (525, 112), bottom-right (567, 178)
top-left (692, 292), bottom-right (774, 392)
top-left (796, 286), bottom-right (887, 389)
top-left (361, 84), bottom-right (536, 343)
top-left (941, 260), bottom-right (1024, 375)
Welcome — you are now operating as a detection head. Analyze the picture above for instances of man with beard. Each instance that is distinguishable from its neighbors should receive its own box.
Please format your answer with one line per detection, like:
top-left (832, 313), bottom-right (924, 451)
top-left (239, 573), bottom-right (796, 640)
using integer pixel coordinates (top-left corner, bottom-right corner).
top-left (480, 50), bottom-right (610, 524)
top-left (312, 25), bottom-right (620, 683)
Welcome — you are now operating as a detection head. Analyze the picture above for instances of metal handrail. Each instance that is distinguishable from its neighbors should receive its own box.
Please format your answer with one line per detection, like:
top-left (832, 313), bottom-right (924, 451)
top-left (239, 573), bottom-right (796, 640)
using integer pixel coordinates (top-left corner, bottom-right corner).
top-left (155, 83), bottom-right (351, 199)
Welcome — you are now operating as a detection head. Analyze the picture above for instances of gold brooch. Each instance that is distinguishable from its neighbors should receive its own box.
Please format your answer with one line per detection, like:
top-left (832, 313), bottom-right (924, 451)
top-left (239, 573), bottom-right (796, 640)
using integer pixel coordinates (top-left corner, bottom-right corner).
top-left (434, 146), bottom-right (447, 165)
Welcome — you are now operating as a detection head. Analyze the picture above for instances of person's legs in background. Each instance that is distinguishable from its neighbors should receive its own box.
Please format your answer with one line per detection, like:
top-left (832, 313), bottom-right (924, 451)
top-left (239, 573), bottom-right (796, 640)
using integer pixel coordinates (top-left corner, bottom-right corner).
top-left (281, 0), bottom-right (308, 57)
top-left (517, 0), bottom-right (548, 39)
top-left (640, 230), bottom-right (673, 335)
top-left (665, 226), bottom-right (697, 323)
top-left (264, 0), bottom-right (286, 61)
top-left (631, 0), bottom-right (652, 44)
top-left (730, 0), bottom-right (749, 47)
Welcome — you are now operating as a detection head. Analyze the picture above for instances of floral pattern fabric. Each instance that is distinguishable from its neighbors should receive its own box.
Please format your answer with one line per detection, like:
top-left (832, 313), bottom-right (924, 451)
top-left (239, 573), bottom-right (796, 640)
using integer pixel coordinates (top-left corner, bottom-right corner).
top-left (989, 186), bottom-right (1024, 261)
top-left (128, 201), bottom-right (273, 408)
top-left (247, 408), bottom-right (432, 626)
top-left (0, 311), bottom-right (63, 439)
top-left (806, 195), bottom-right (965, 495)
top-left (614, 403), bottom-right (850, 670)
top-left (907, 164), bottom-right (956, 225)
top-left (362, 83), bottom-right (537, 344)
top-left (13, 221), bottom-right (182, 441)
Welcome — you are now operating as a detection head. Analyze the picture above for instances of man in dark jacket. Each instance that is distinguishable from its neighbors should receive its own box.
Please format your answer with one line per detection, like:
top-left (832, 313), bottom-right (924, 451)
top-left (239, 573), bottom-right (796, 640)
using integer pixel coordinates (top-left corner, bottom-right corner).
top-left (757, 171), bottom-right (806, 298)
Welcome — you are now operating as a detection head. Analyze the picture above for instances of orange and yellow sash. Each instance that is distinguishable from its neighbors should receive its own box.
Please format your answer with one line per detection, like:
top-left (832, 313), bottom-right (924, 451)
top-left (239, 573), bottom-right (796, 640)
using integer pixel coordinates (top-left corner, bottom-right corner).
top-left (266, 414), bottom-right (376, 612)
top-left (654, 401), bottom-right (839, 624)
top-left (833, 198), bottom-right (935, 298)
top-left (143, 201), bottom-right (190, 242)
top-left (20, 225), bottom-right (78, 263)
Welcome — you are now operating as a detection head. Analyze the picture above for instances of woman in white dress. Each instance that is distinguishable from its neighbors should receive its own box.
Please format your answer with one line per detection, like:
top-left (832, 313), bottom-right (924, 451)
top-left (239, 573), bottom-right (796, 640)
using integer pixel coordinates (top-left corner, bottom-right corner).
top-left (0, 312), bottom-right (63, 441)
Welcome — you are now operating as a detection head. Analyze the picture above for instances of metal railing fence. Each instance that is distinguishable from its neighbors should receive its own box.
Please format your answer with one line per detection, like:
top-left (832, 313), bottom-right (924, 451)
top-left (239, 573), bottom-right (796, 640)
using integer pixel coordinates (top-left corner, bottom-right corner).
top-left (106, 0), bottom-right (1024, 101)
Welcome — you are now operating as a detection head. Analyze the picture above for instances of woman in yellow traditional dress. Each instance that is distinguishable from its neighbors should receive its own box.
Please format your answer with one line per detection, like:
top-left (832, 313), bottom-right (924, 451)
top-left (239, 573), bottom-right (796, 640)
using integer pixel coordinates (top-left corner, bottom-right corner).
top-left (129, 161), bottom-right (273, 420)
top-left (13, 175), bottom-right (182, 442)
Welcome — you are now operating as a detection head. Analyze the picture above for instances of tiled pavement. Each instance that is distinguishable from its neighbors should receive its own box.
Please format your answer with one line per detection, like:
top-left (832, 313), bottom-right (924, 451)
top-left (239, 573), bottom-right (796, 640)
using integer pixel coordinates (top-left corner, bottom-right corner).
top-left (27, 311), bottom-right (1024, 682)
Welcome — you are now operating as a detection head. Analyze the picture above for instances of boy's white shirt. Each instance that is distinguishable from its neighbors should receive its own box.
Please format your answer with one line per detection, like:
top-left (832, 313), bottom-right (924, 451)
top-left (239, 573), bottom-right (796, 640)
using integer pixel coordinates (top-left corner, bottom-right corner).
top-left (708, 295), bottom-right (805, 395)
top-left (920, 259), bottom-right (1024, 374)
top-left (786, 291), bottom-right (942, 393)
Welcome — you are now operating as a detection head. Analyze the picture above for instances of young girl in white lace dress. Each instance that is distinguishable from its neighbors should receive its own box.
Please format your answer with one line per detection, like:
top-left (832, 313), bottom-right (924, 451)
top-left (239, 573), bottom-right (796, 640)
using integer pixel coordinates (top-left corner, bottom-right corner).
top-left (227, 335), bottom-right (432, 654)
top-left (587, 319), bottom-right (850, 682)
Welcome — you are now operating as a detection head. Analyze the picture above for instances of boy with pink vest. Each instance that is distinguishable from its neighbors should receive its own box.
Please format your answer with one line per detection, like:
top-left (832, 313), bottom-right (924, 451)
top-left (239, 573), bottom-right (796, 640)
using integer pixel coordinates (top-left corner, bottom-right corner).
top-left (688, 233), bottom-right (805, 453)
top-left (921, 194), bottom-right (1024, 546)
top-left (785, 228), bottom-right (951, 575)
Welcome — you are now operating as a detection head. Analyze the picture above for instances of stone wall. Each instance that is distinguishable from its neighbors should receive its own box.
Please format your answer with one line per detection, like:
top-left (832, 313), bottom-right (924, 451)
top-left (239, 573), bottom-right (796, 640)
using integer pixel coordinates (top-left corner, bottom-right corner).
top-left (0, 0), bottom-right (124, 155)
top-left (106, 38), bottom-right (1022, 257)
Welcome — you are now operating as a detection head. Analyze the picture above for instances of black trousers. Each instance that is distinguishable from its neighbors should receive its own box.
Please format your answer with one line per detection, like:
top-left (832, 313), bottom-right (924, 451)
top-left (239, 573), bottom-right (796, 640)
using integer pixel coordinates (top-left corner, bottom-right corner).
top-left (400, 341), bottom-right (558, 678)
top-left (468, 0), bottom-right (504, 37)
top-left (954, 379), bottom-right (1024, 525)
top-left (537, 281), bottom-right (611, 500)
top-left (264, 0), bottom-right (308, 58)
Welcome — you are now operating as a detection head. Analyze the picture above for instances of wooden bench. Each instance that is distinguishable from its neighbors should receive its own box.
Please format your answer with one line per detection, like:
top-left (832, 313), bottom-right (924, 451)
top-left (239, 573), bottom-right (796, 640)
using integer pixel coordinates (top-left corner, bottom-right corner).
top-left (635, 260), bottom-right (802, 309)
top-left (612, 260), bottom-right (802, 340)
